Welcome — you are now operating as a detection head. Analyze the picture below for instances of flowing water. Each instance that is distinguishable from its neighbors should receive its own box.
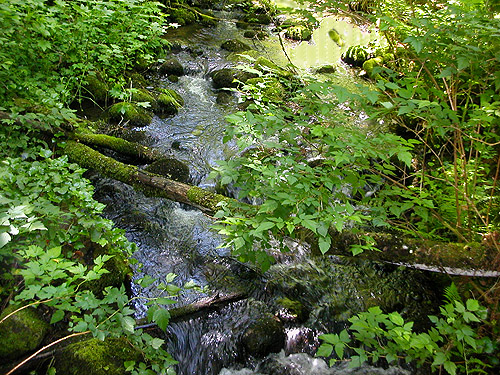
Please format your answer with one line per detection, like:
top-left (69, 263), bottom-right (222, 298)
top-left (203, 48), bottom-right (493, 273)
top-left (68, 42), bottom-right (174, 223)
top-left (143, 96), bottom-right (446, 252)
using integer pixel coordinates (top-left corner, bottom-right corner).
top-left (92, 12), bottom-right (438, 375)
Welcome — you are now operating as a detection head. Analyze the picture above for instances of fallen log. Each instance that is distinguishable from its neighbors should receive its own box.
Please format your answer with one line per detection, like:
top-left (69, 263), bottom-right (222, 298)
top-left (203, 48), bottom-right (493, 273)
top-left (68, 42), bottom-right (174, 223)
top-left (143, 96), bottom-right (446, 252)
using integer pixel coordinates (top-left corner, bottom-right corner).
top-left (63, 140), bottom-right (230, 214)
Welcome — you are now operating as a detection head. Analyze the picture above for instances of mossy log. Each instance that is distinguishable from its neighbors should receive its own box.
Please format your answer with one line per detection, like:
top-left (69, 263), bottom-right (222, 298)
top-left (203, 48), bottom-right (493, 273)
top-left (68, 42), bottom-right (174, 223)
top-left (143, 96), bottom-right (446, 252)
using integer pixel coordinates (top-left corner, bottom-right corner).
top-left (315, 231), bottom-right (500, 277)
top-left (63, 140), bottom-right (230, 214)
top-left (72, 132), bottom-right (163, 164)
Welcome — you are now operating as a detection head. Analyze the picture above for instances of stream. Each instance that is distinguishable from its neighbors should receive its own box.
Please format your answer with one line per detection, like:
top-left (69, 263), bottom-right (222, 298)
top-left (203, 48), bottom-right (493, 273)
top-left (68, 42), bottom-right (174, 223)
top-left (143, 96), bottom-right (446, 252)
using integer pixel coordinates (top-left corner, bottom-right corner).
top-left (92, 11), bottom-right (440, 375)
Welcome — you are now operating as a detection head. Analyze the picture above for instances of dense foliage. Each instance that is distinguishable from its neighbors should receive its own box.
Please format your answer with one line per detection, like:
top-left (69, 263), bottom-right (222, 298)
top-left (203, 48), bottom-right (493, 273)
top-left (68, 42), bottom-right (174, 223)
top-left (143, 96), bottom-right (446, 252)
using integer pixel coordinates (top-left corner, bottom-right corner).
top-left (0, 1), bottom-right (179, 374)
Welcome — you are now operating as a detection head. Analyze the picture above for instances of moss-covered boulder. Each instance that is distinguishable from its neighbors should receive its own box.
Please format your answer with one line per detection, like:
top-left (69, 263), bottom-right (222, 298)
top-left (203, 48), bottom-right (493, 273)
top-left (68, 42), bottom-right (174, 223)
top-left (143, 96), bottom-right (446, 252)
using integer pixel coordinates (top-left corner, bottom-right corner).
top-left (221, 39), bottom-right (252, 53)
top-left (145, 157), bottom-right (190, 183)
top-left (241, 300), bottom-right (285, 357)
top-left (243, 30), bottom-right (267, 40)
top-left (159, 58), bottom-right (185, 77)
top-left (276, 297), bottom-right (308, 323)
top-left (285, 25), bottom-right (312, 41)
top-left (0, 305), bottom-right (50, 361)
top-left (125, 72), bottom-right (148, 89)
top-left (253, 57), bottom-right (292, 78)
top-left (246, 77), bottom-right (285, 102)
top-left (83, 73), bottom-right (109, 103)
top-left (156, 89), bottom-right (184, 116)
top-left (314, 65), bottom-right (337, 74)
top-left (54, 337), bottom-right (143, 375)
top-left (211, 68), bottom-right (256, 89)
top-left (108, 102), bottom-right (153, 127)
top-left (131, 88), bottom-right (156, 108)
top-left (342, 45), bottom-right (371, 67)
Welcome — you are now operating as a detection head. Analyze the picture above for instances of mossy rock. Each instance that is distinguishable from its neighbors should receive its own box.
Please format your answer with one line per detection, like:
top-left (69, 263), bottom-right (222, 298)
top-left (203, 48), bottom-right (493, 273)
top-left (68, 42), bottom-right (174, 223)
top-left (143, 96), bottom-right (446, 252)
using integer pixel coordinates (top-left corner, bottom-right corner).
top-left (363, 56), bottom-right (384, 78)
top-left (285, 25), bottom-right (312, 41)
top-left (54, 337), bottom-right (143, 375)
top-left (211, 68), bottom-right (256, 89)
top-left (159, 58), bottom-right (185, 77)
top-left (314, 65), bottom-right (337, 74)
top-left (276, 297), bottom-right (308, 322)
top-left (216, 91), bottom-right (233, 105)
top-left (83, 73), bottom-right (109, 103)
top-left (243, 30), bottom-right (266, 39)
top-left (108, 102), bottom-right (153, 127)
top-left (0, 305), bottom-right (50, 361)
top-left (84, 249), bottom-right (132, 296)
top-left (221, 39), bottom-right (252, 53)
top-left (169, 7), bottom-right (197, 26)
top-left (125, 72), bottom-right (148, 89)
top-left (145, 157), bottom-right (190, 183)
top-left (131, 88), bottom-right (156, 107)
top-left (246, 77), bottom-right (285, 102)
top-left (253, 57), bottom-right (292, 78)
top-left (342, 45), bottom-right (371, 67)
top-left (156, 89), bottom-right (184, 116)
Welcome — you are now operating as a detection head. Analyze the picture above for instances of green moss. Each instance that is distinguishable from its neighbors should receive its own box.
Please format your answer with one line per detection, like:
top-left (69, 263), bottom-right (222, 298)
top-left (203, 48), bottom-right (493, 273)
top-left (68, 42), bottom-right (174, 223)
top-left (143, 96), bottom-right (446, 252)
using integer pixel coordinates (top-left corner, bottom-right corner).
top-left (246, 77), bottom-right (285, 102)
top-left (169, 7), bottom-right (197, 26)
top-left (328, 28), bottom-right (344, 47)
top-left (55, 337), bottom-right (142, 375)
top-left (285, 25), bottom-right (312, 41)
top-left (0, 305), bottom-right (50, 361)
top-left (276, 297), bottom-right (307, 322)
top-left (186, 186), bottom-right (228, 214)
top-left (254, 57), bottom-right (292, 78)
top-left (156, 89), bottom-right (184, 116)
top-left (131, 88), bottom-right (156, 106)
top-left (342, 45), bottom-right (370, 67)
top-left (108, 102), bottom-right (153, 127)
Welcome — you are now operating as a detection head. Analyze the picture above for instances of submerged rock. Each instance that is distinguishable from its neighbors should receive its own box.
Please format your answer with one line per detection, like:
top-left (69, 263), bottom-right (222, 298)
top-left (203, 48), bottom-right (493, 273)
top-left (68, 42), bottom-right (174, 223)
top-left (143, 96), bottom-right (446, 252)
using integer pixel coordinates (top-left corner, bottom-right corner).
top-left (145, 157), bottom-right (190, 183)
top-left (0, 305), bottom-right (50, 361)
top-left (54, 337), bottom-right (142, 375)
top-left (221, 39), bottom-right (252, 53)
top-left (241, 300), bottom-right (285, 357)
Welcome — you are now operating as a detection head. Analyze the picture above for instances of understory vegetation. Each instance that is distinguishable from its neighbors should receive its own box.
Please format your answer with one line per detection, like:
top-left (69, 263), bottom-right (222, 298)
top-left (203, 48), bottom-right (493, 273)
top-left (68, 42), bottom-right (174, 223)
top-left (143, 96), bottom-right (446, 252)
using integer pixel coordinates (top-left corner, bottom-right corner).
top-left (0, 0), bottom-right (499, 374)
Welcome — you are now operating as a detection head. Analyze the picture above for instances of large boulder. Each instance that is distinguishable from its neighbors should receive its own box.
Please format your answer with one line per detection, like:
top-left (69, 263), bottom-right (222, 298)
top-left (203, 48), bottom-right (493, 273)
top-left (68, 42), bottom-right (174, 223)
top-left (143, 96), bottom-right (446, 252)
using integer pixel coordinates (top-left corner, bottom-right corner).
top-left (0, 305), bottom-right (50, 362)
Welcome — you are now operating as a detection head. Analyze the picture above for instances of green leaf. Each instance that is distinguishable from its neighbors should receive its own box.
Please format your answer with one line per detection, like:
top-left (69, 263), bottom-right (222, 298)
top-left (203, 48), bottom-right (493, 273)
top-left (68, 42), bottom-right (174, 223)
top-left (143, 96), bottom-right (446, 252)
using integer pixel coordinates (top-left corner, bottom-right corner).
top-left (466, 299), bottom-right (479, 312)
top-left (153, 308), bottom-right (170, 331)
top-left (316, 343), bottom-right (333, 357)
top-left (0, 232), bottom-right (11, 248)
top-left (50, 309), bottom-right (65, 324)
top-left (150, 337), bottom-right (164, 350)
top-left (319, 236), bottom-right (331, 254)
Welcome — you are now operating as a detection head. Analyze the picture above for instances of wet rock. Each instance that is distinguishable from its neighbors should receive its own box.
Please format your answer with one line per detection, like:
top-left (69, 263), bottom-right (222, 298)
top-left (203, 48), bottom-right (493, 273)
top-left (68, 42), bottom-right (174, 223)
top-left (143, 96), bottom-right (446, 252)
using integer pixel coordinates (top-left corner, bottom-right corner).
top-left (108, 102), bottom-right (153, 127)
top-left (156, 88), bottom-right (184, 116)
top-left (54, 337), bottom-right (142, 375)
top-left (243, 30), bottom-right (267, 40)
top-left (221, 39), bottom-right (252, 53)
top-left (145, 157), bottom-right (190, 183)
top-left (241, 301), bottom-right (285, 357)
top-left (285, 25), bottom-right (312, 41)
top-left (276, 297), bottom-right (308, 323)
top-left (0, 305), bottom-right (50, 361)
top-left (159, 58), bottom-right (185, 77)
top-left (216, 91), bottom-right (233, 105)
